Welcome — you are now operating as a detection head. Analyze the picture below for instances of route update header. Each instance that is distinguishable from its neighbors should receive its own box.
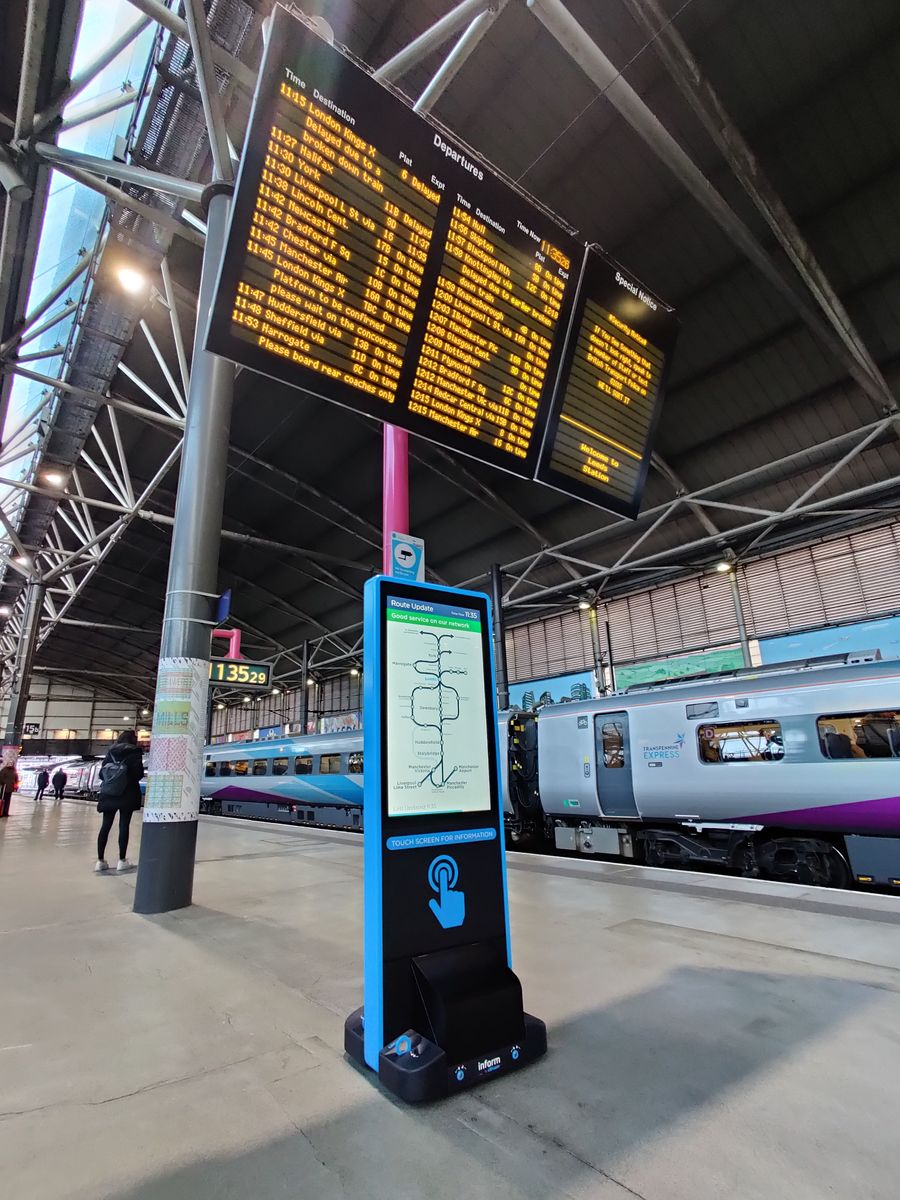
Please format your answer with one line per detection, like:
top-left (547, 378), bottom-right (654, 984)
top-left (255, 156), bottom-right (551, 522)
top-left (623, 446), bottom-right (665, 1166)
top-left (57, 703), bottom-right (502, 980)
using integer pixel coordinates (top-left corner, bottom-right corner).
top-left (206, 8), bottom-right (679, 518)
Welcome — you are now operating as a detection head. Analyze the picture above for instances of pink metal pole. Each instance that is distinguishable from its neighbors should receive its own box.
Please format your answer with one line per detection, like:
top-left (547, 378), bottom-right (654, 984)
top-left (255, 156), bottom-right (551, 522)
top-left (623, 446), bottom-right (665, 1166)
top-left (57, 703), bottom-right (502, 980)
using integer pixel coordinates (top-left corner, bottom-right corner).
top-left (382, 423), bottom-right (409, 574)
top-left (211, 628), bottom-right (242, 658)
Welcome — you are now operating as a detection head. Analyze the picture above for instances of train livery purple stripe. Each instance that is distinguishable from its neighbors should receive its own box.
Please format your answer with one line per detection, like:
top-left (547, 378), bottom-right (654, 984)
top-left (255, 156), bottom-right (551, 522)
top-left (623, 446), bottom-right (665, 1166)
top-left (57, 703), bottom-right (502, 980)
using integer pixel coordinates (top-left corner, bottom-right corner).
top-left (740, 794), bottom-right (900, 834)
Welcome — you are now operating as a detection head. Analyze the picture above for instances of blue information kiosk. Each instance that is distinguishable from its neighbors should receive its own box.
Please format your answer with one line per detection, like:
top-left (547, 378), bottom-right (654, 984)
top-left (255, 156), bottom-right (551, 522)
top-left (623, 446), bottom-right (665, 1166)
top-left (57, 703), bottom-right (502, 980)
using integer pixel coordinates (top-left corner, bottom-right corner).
top-left (344, 576), bottom-right (546, 1102)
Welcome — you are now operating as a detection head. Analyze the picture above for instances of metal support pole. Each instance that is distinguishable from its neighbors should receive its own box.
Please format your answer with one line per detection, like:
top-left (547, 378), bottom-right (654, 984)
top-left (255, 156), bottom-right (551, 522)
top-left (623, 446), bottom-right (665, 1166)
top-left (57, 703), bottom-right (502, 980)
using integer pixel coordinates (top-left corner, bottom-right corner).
top-left (299, 640), bottom-right (309, 732)
top-left (587, 604), bottom-right (605, 696)
top-left (412, 5), bottom-right (506, 114)
top-left (58, 87), bottom-right (138, 133)
top-left (31, 16), bottom-right (151, 134)
top-left (183, 0), bottom-right (234, 184)
top-left (728, 569), bottom-right (752, 668)
top-left (1, 581), bottom-right (45, 799)
top-left (490, 564), bottom-right (509, 711)
top-left (32, 143), bottom-right (206, 204)
top-left (0, 145), bottom-right (31, 202)
top-left (134, 191), bottom-right (235, 915)
top-left (373, 0), bottom-right (490, 82)
top-left (0, 250), bottom-right (91, 357)
top-left (382, 425), bottom-right (409, 574)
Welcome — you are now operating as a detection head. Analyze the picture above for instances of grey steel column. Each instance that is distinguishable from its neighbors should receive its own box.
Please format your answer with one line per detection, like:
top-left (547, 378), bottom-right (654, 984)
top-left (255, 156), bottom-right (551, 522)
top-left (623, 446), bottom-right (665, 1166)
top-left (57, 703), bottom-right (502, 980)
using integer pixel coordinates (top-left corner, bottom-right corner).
top-left (2, 580), bottom-right (45, 747)
top-left (586, 604), bottom-right (605, 695)
top-left (490, 564), bottom-right (510, 711)
top-left (728, 569), bottom-right (753, 668)
top-left (298, 640), bottom-right (309, 732)
top-left (134, 191), bottom-right (234, 914)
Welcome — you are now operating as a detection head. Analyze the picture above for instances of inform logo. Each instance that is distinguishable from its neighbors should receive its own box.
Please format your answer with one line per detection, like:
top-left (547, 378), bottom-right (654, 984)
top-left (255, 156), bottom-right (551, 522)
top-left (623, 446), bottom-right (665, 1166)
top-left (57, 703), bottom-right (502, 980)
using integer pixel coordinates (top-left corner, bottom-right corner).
top-left (478, 1056), bottom-right (501, 1072)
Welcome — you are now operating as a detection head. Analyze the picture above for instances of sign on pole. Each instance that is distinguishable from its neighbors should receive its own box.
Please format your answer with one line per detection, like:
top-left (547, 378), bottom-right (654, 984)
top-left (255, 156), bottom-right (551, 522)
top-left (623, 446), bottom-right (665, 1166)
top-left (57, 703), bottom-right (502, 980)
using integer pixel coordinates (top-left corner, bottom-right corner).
top-left (389, 531), bottom-right (425, 581)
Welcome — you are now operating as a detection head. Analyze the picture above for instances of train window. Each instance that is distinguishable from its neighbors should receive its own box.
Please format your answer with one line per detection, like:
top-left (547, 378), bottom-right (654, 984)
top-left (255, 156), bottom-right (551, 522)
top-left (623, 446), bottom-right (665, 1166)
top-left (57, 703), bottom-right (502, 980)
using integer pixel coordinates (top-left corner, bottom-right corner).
top-left (348, 752), bottom-right (363, 774)
top-left (698, 721), bottom-right (784, 763)
top-left (204, 760), bottom-right (217, 777)
top-left (272, 757), bottom-right (289, 776)
top-left (294, 755), bottom-right (313, 775)
top-left (319, 754), bottom-right (342, 774)
top-left (252, 759), bottom-right (267, 776)
top-left (600, 722), bottom-right (625, 768)
top-left (686, 701), bottom-right (719, 720)
top-left (233, 759), bottom-right (250, 776)
top-left (817, 712), bottom-right (900, 760)
top-left (219, 761), bottom-right (232, 777)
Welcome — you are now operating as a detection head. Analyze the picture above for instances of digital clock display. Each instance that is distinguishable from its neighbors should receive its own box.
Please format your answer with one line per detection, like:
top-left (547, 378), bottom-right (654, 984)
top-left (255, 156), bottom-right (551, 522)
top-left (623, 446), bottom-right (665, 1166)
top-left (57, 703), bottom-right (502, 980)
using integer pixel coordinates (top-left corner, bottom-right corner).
top-left (208, 659), bottom-right (272, 688)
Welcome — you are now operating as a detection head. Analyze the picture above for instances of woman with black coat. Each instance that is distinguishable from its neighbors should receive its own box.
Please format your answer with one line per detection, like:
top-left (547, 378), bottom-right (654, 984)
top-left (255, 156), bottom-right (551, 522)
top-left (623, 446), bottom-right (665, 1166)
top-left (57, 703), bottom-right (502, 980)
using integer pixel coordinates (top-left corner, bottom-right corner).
top-left (95, 730), bottom-right (144, 874)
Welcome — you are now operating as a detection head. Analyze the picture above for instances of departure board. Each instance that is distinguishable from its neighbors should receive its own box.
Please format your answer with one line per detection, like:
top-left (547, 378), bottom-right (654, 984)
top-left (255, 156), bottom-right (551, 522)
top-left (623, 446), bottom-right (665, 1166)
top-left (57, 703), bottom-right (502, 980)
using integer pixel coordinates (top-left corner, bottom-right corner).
top-left (535, 248), bottom-right (679, 517)
top-left (206, 6), bottom-right (580, 477)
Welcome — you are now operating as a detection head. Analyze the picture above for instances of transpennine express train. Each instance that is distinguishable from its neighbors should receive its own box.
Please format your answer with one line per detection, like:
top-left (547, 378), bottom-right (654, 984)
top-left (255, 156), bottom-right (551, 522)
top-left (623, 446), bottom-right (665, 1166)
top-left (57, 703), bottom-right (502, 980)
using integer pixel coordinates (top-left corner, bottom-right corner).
top-left (199, 653), bottom-right (900, 889)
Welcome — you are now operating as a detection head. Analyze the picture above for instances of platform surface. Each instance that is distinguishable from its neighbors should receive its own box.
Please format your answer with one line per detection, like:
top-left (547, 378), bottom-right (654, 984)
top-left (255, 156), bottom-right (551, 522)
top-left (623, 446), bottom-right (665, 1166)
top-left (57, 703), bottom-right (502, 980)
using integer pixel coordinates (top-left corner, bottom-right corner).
top-left (3, 796), bottom-right (900, 1199)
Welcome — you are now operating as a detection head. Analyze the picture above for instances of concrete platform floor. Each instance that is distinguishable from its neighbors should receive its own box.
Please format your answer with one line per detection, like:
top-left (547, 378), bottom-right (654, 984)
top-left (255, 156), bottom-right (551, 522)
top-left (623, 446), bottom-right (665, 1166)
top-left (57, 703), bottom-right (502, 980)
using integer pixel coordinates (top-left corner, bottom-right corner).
top-left (3, 797), bottom-right (900, 1200)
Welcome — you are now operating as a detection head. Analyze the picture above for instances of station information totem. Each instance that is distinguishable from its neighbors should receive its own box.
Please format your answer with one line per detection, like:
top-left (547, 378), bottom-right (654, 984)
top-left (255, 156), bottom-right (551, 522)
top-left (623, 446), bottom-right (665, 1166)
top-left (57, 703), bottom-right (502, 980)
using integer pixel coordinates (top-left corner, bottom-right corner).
top-left (207, 7), bottom-right (678, 516)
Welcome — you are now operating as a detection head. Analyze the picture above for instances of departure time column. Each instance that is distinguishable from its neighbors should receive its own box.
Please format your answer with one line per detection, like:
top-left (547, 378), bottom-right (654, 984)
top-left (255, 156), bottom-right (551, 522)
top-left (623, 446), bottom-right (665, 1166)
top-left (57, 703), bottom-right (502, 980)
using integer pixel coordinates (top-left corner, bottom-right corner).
top-left (229, 78), bottom-right (441, 405)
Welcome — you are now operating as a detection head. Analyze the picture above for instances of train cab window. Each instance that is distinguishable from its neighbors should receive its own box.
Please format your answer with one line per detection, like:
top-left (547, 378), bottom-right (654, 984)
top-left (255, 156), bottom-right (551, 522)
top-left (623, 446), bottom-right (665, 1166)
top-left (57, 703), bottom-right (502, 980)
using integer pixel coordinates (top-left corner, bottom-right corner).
top-left (204, 760), bottom-right (217, 777)
top-left (233, 759), bottom-right (250, 776)
top-left (817, 712), bottom-right (900, 759)
top-left (686, 701), bottom-right (719, 720)
top-left (319, 754), bottom-right (342, 774)
top-left (600, 722), bottom-right (625, 768)
top-left (219, 761), bottom-right (232, 777)
top-left (294, 755), bottom-right (313, 775)
top-left (348, 752), bottom-right (363, 774)
top-left (272, 757), bottom-right (289, 776)
top-left (252, 759), bottom-right (268, 776)
top-left (698, 721), bottom-right (784, 763)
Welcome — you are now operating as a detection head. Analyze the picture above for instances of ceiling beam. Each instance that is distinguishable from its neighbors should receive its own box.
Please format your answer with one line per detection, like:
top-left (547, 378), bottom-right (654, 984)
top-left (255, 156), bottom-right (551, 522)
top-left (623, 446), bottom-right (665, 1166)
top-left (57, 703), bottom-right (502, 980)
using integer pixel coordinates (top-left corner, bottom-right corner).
top-left (526, 0), bottom-right (892, 411)
top-left (621, 0), bottom-right (894, 411)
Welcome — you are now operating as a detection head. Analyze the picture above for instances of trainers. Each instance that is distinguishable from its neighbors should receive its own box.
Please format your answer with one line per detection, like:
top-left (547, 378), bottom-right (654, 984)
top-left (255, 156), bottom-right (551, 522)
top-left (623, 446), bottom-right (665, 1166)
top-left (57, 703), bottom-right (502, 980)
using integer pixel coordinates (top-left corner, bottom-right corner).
top-left (116, 859), bottom-right (134, 873)
top-left (94, 860), bottom-right (109, 873)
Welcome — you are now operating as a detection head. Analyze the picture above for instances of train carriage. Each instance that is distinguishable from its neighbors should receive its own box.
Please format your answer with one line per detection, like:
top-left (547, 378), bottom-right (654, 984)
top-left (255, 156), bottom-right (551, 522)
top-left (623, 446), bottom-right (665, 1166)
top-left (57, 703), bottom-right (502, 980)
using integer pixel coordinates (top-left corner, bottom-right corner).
top-left (201, 654), bottom-right (900, 888)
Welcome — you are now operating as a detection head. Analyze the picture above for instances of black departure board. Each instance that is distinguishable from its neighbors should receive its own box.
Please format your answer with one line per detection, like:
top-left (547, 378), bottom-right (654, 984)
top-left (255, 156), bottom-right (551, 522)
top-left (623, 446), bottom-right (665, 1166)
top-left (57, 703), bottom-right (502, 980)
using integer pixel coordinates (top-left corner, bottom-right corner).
top-left (535, 248), bottom-right (679, 517)
top-left (207, 7), bottom-right (580, 476)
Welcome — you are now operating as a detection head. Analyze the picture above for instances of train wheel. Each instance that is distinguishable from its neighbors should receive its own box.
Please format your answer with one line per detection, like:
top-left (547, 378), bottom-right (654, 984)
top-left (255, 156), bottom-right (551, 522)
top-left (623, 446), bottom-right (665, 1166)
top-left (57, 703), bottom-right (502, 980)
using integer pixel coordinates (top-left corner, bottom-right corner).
top-left (757, 838), bottom-right (849, 889)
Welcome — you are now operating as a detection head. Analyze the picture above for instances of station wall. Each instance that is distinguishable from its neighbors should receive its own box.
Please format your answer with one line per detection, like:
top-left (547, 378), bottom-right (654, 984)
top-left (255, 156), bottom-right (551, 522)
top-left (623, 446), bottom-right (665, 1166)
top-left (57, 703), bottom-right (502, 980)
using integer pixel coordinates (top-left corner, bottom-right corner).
top-left (506, 517), bottom-right (900, 685)
top-left (0, 676), bottom-right (144, 741)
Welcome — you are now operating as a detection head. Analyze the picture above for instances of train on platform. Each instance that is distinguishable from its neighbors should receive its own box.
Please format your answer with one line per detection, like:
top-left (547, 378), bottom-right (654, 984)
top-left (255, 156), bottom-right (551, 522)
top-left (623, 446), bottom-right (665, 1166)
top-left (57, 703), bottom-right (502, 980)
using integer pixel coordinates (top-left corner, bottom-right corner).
top-left (199, 652), bottom-right (900, 888)
top-left (16, 756), bottom-right (104, 798)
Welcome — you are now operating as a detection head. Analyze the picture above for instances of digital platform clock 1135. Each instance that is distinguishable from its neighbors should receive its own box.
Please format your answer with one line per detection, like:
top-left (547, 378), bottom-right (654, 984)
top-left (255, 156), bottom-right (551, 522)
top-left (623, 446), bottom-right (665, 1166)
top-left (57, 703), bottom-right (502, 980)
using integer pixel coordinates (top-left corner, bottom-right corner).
top-left (208, 658), bottom-right (272, 689)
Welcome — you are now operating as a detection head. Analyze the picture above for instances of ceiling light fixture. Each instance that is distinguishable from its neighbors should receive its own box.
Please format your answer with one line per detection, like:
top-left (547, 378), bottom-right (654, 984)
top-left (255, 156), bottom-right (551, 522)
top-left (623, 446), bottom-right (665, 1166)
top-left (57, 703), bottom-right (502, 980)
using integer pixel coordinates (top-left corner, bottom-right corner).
top-left (116, 265), bottom-right (147, 294)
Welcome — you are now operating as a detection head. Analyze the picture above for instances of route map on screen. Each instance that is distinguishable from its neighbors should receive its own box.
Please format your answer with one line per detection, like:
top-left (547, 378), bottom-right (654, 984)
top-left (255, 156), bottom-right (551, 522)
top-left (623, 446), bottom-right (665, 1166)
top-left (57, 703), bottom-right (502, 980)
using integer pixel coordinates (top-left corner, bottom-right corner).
top-left (384, 596), bottom-right (491, 818)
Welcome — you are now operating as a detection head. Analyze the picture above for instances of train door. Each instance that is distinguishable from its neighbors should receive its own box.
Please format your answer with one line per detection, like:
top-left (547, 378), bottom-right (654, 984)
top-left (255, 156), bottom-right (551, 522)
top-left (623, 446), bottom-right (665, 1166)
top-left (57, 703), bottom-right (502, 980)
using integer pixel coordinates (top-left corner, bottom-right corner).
top-left (594, 712), bottom-right (638, 817)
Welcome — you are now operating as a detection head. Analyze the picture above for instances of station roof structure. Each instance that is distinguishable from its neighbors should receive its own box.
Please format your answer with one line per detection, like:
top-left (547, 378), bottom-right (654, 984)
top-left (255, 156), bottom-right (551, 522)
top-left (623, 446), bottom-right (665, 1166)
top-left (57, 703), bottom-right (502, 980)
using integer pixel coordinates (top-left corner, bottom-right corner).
top-left (1, 0), bottom-right (898, 702)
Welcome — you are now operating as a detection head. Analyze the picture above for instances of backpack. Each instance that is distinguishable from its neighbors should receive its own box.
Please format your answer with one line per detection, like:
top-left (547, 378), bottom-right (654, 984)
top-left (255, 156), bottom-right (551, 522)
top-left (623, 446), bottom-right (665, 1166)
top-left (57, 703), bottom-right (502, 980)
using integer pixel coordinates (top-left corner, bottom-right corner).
top-left (99, 757), bottom-right (129, 797)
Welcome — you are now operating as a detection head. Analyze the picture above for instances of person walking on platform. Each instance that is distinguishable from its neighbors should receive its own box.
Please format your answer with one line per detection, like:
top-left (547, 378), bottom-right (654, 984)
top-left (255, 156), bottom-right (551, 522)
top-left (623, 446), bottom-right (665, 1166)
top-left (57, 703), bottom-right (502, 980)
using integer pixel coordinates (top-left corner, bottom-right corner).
top-left (95, 730), bottom-right (144, 874)
top-left (51, 767), bottom-right (67, 801)
top-left (0, 761), bottom-right (17, 817)
top-left (35, 768), bottom-right (49, 803)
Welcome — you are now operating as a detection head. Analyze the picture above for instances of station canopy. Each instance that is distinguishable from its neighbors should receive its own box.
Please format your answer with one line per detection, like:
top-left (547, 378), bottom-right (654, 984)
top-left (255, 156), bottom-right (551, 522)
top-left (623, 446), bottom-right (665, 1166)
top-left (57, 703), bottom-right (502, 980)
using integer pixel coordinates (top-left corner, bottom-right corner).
top-left (1, 0), bottom-right (898, 702)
